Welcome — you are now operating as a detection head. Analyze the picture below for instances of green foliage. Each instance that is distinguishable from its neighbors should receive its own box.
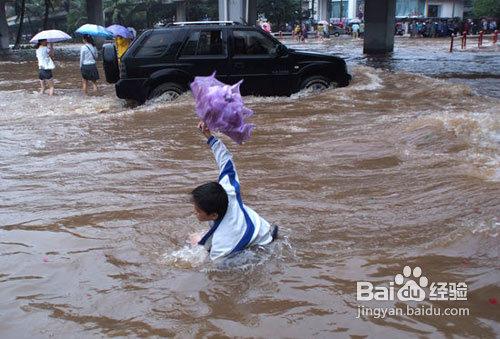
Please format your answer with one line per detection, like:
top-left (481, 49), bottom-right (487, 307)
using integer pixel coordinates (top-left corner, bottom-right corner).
top-left (472, 0), bottom-right (500, 18)
top-left (186, 0), bottom-right (218, 21)
top-left (256, 0), bottom-right (301, 29)
top-left (67, 0), bottom-right (86, 33)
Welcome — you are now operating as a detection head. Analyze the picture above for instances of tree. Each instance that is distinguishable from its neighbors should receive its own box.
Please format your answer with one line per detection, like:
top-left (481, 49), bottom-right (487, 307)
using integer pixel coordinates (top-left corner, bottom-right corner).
top-left (87, 0), bottom-right (104, 25)
top-left (473, 0), bottom-right (500, 18)
top-left (13, 0), bottom-right (25, 48)
top-left (256, 0), bottom-right (300, 30)
top-left (186, 0), bottom-right (218, 21)
top-left (43, 0), bottom-right (50, 29)
top-left (0, 1), bottom-right (9, 51)
top-left (67, 0), bottom-right (86, 32)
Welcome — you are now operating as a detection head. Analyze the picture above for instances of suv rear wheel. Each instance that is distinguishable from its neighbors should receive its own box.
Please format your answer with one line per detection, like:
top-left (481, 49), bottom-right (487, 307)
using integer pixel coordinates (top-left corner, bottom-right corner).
top-left (300, 76), bottom-right (334, 93)
top-left (148, 82), bottom-right (184, 101)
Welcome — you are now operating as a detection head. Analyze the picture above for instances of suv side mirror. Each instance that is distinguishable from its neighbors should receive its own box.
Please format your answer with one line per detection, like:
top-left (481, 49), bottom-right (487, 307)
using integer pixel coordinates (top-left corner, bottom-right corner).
top-left (274, 44), bottom-right (288, 57)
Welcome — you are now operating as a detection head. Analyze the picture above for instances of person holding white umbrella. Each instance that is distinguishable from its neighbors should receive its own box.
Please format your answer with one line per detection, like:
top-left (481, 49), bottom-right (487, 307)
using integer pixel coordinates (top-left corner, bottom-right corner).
top-left (30, 29), bottom-right (71, 96)
top-left (35, 39), bottom-right (55, 96)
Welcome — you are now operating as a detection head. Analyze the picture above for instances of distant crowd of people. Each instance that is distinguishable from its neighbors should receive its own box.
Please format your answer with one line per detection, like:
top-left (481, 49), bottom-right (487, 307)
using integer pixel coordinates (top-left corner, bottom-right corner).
top-left (398, 18), bottom-right (498, 38)
top-left (272, 17), bottom-right (498, 41)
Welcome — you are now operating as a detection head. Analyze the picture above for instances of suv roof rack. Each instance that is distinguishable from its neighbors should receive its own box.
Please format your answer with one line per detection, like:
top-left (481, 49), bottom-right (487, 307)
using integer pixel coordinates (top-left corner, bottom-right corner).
top-left (172, 21), bottom-right (242, 26)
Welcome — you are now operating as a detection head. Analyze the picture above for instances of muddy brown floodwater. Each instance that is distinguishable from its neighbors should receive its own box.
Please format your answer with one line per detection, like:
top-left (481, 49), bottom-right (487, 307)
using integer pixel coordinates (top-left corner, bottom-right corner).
top-left (1, 38), bottom-right (499, 338)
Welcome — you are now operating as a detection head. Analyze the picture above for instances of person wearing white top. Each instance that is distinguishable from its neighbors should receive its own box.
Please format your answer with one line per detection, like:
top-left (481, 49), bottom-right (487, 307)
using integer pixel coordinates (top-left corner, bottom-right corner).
top-left (189, 121), bottom-right (278, 261)
top-left (79, 35), bottom-right (100, 95)
top-left (35, 39), bottom-right (55, 96)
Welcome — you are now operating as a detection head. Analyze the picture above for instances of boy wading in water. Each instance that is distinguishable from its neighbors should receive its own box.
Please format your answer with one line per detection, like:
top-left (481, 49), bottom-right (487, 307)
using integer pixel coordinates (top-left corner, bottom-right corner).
top-left (35, 39), bottom-right (55, 96)
top-left (190, 122), bottom-right (278, 260)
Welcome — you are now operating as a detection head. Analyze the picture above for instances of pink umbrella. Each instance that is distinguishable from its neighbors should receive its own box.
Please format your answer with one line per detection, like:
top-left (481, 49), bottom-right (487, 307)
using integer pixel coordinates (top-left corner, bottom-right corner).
top-left (190, 73), bottom-right (254, 144)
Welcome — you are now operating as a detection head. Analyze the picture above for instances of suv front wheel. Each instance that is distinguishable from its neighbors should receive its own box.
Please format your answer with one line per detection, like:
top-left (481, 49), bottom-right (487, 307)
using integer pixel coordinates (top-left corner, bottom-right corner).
top-left (148, 82), bottom-right (184, 101)
top-left (300, 76), bottom-right (335, 93)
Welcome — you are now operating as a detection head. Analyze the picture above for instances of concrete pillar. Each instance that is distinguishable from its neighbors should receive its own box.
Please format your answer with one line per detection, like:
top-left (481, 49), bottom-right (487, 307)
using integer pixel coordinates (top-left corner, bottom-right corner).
top-left (247, 0), bottom-right (257, 25)
top-left (363, 0), bottom-right (396, 54)
top-left (218, 0), bottom-right (227, 21)
top-left (318, 0), bottom-right (329, 21)
top-left (176, 1), bottom-right (186, 22)
top-left (348, 0), bottom-right (356, 19)
top-left (86, 0), bottom-right (104, 26)
top-left (219, 0), bottom-right (256, 25)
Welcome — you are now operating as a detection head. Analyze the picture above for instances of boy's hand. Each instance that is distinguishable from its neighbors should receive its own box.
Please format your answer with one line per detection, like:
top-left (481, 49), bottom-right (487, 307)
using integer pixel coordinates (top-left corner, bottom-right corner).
top-left (197, 121), bottom-right (212, 139)
top-left (187, 232), bottom-right (203, 246)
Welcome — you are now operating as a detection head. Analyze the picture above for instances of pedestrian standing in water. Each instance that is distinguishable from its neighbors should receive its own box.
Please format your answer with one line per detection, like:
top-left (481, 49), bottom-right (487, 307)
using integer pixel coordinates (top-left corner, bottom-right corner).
top-left (352, 23), bottom-right (360, 39)
top-left (115, 35), bottom-right (131, 62)
top-left (80, 34), bottom-right (99, 95)
top-left (35, 39), bottom-right (55, 96)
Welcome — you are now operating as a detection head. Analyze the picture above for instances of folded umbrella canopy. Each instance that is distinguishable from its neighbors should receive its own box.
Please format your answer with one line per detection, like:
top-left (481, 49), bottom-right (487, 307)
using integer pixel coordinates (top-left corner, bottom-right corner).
top-left (106, 24), bottom-right (134, 39)
top-left (190, 73), bottom-right (254, 145)
top-left (29, 30), bottom-right (71, 43)
top-left (76, 24), bottom-right (113, 39)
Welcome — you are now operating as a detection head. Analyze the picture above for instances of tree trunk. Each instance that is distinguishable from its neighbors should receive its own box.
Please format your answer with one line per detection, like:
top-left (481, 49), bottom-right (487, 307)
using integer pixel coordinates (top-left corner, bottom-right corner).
top-left (27, 13), bottom-right (34, 36)
top-left (86, 0), bottom-right (104, 25)
top-left (43, 0), bottom-right (50, 30)
top-left (0, 1), bottom-right (10, 51)
top-left (14, 0), bottom-right (26, 49)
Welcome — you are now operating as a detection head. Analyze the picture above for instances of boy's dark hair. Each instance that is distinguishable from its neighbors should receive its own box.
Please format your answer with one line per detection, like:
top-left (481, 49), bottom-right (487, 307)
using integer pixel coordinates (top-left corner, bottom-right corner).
top-left (191, 182), bottom-right (228, 221)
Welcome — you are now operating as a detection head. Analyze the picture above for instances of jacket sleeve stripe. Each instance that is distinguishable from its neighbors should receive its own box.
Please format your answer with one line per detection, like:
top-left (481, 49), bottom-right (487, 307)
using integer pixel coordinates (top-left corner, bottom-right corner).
top-left (220, 160), bottom-right (255, 254)
top-left (198, 219), bottom-right (221, 246)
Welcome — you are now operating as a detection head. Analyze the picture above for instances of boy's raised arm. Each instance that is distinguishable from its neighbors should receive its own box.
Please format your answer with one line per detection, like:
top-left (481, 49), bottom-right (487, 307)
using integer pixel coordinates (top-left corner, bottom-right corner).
top-left (197, 121), bottom-right (239, 190)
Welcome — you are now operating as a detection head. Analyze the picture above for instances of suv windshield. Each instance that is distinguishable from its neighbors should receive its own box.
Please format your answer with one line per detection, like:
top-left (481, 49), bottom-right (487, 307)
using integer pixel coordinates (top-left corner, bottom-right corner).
top-left (233, 30), bottom-right (277, 56)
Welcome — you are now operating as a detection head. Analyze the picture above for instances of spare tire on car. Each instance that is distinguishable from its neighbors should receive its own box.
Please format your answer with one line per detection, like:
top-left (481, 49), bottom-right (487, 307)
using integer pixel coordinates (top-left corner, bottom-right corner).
top-left (102, 43), bottom-right (119, 84)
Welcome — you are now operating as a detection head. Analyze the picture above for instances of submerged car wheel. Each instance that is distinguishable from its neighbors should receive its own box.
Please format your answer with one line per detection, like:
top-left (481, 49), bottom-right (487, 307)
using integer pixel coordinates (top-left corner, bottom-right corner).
top-left (300, 76), bottom-right (333, 93)
top-left (148, 82), bottom-right (184, 101)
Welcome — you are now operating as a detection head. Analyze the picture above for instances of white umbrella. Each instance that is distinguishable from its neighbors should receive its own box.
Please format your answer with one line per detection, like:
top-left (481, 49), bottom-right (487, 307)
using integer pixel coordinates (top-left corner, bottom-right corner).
top-left (350, 18), bottom-right (361, 24)
top-left (30, 29), bottom-right (71, 43)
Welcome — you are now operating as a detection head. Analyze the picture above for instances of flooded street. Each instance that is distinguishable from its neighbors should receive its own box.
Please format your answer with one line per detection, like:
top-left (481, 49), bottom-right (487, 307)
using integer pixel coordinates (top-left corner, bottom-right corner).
top-left (1, 37), bottom-right (499, 337)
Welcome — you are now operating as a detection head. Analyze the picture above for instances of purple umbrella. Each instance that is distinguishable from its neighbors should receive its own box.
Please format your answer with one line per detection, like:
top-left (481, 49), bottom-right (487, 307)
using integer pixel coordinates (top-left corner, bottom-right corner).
top-left (106, 24), bottom-right (134, 39)
top-left (190, 73), bottom-right (254, 145)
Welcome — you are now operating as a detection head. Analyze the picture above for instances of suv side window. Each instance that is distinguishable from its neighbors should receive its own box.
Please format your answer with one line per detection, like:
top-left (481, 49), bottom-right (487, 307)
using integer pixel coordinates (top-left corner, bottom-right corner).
top-left (180, 30), bottom-right (225, 57)
top-left (233, 30), bottom-right (276, 56)
top-left (135, 31), bottom-right (177, 58)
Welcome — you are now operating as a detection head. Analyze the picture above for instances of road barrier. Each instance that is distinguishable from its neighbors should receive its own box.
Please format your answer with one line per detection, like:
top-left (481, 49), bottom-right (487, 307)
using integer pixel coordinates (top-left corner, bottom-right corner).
top-left (450, 31), bottom-right (498, 52)
top-left (461, 31), bottom-right (467, 49)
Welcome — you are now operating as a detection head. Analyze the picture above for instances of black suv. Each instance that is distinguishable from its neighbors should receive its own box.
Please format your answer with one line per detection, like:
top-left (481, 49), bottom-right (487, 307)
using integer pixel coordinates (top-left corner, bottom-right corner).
top-left (103, 21), bottom-right (351, 103)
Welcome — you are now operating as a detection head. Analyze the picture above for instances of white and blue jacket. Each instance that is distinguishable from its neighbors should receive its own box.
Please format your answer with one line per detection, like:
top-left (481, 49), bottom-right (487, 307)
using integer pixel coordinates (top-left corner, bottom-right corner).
top-left (198, 136), bottom-right (274, 260)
